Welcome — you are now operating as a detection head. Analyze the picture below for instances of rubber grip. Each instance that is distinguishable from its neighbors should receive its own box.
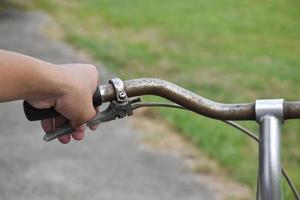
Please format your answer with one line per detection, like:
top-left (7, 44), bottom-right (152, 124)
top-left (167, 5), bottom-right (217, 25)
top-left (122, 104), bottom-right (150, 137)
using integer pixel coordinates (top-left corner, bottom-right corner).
top-left (23, 87), bottom-right (102, 121)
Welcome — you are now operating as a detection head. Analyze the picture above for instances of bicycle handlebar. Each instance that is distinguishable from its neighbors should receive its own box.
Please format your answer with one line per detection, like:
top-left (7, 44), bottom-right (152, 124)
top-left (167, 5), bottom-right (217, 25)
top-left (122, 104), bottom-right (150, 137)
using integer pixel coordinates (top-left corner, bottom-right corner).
top-left (101, 78), bottom-right (256, 120)
top-left (99, 78), bottom-right (300, 120)
top-left (23, 78), bottom-right (300, 121)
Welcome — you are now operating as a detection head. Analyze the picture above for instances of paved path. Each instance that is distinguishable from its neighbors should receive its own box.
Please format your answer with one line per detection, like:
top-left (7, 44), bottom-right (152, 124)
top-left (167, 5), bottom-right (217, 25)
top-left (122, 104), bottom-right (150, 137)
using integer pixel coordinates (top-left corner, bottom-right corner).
top-left (0, 10), bottom-right (215, 200)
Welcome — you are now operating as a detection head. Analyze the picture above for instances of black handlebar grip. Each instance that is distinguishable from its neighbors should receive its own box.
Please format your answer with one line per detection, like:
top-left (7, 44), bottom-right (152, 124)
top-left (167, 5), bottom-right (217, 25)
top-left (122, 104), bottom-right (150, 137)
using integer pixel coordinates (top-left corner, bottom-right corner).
top-left (23, 87), bottom-right (102, 121)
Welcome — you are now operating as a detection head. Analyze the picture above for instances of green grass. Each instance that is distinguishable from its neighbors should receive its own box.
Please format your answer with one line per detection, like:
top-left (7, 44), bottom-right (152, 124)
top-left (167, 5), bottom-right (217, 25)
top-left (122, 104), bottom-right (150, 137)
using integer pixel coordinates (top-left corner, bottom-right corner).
top-left (13, 0), bottom-right (300, 198)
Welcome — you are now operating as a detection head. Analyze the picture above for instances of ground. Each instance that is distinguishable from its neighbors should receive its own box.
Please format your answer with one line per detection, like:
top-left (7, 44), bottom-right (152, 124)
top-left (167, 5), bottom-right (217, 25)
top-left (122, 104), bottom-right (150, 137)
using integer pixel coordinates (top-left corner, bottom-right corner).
top-left (0, 9), bottom-right (239, 200)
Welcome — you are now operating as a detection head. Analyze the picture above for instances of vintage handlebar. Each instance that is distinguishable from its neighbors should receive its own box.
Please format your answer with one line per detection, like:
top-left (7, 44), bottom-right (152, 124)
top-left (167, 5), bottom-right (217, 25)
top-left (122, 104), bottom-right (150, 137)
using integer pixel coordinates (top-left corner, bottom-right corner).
top-left (97, 78), bottom-right (300, 120)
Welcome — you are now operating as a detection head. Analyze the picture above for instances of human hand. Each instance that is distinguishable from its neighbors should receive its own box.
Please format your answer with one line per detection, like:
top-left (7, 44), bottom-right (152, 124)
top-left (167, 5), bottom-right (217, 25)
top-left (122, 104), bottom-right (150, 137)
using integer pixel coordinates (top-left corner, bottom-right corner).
top-left (28, 63), bottom-right (99, 144)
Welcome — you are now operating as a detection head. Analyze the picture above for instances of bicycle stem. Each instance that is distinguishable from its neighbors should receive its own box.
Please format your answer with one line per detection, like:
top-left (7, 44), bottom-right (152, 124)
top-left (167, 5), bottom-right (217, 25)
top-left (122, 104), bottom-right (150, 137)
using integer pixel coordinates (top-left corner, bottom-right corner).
top-left (256, 99), bottom-right (283, 200)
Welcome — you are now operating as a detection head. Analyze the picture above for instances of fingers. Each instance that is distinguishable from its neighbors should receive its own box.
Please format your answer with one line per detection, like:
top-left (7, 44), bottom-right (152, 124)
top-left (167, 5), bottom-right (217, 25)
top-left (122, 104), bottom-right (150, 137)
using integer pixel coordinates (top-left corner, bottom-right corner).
top-left (41, 116), bottom-right (82, 144)
top-left (41, 118), bottom-right (54, 133)
top-left (41, 116), bottom-right (71, 144)
top-left (56, 116), bottom-right (82, 144)
top-left (55, 115), bottom-right (68, 127)
top-left (89, 106), bottom-right (99, 131)
top-left (41, 106), bottom-right (100, 144)
top-left (71, 124), bottom-right (85, 141)
top-left (58, 134), bottom-right (71, 144)
top-left (54, 116), bottom-right (71, 143)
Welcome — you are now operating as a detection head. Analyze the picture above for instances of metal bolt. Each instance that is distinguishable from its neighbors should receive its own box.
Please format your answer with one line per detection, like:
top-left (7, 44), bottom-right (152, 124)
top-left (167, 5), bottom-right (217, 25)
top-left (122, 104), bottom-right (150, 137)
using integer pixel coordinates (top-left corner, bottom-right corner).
top-left (118, 91), bottom-right (127, 100)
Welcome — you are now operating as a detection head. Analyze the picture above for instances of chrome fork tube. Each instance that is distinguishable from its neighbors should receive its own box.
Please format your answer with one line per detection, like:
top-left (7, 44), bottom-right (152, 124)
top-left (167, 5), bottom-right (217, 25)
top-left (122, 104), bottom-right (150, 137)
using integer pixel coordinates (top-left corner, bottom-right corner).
top-left (259, 115), bottom-right (282, 200)
top-left (256, 99), bottom-right (283, 200)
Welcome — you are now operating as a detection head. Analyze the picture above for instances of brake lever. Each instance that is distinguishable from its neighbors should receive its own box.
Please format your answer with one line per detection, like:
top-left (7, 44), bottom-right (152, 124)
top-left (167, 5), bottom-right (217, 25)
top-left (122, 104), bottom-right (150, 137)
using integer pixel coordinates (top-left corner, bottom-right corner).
top-left (43, 97), bottom-right (141, 142)
top-left (43, 108), bottom-right (112, 142)
top-left (87, 97), bottom-right (141, 127)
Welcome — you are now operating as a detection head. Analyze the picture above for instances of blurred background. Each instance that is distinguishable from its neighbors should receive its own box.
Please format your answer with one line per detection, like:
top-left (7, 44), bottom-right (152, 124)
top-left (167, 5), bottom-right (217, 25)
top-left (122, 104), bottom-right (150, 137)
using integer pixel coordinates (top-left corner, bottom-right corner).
top-left (1, 0), bottom-right (300, 199)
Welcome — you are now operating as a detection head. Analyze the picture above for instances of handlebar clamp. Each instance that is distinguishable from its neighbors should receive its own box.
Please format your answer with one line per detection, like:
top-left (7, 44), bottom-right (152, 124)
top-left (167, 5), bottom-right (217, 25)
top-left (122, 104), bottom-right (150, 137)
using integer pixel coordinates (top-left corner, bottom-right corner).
top-left (109, 78), bottom-right (128, 103)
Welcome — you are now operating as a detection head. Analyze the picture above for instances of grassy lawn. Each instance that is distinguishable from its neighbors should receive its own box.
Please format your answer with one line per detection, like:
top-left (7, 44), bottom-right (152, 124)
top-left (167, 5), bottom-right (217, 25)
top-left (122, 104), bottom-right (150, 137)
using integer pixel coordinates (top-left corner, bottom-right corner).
top-left (12, 0), bottom-right (300, 198)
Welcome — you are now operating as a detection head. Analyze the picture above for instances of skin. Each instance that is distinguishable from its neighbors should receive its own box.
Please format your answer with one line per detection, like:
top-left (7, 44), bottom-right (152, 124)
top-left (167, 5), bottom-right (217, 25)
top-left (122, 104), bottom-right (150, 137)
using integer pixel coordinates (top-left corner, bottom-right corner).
top-left (0, 49), bottom-right (99, 144)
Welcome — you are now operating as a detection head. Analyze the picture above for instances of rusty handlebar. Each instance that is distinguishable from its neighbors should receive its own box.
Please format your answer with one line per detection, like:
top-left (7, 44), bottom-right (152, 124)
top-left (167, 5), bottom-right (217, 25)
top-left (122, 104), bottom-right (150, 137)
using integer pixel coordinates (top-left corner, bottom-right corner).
top-left (99, 78), bottom-right (300, 120)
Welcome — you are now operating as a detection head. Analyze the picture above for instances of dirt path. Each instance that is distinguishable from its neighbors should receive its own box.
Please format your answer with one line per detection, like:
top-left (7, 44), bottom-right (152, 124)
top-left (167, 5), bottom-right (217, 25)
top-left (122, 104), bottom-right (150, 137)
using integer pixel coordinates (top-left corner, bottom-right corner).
top-left (0, 9), bottom-right (220, 200)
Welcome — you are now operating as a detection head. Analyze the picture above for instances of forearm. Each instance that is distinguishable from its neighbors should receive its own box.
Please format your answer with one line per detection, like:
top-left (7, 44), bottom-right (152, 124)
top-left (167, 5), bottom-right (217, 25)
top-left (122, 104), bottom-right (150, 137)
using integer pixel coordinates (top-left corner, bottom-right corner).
top-left (0, 49), bottom-right (67, 102)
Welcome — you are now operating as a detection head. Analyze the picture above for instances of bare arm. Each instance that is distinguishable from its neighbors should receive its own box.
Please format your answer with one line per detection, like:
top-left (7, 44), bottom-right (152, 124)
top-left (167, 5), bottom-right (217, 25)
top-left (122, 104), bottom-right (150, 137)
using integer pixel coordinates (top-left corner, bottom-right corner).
top-left (0, 49), bottom-right (99, 143)
top-left (0, 50), bottom-right (67, 102)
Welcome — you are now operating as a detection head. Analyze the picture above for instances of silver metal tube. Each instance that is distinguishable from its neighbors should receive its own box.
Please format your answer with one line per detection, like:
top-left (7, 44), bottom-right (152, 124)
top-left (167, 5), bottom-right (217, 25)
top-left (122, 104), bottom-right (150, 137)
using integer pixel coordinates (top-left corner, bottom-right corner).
top-left (259, 115), bottom-right (282, 200)
top-left (256, 99), bottom-right (283, 200)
